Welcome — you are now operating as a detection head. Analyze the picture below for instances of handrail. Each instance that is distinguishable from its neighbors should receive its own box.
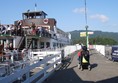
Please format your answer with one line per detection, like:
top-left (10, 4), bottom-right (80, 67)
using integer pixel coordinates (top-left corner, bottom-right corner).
top-left (17, 36), bottom-right (24, 49)
top-left (27, 38), bottom-right (33, 49)
top-left (0, 51), bottom-right (62, 83)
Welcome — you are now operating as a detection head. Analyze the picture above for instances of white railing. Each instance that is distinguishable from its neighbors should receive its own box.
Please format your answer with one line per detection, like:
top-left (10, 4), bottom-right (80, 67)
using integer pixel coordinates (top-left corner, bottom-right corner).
top-left (93, 45), bottom-right (105, 56)
top-left (64, 45), bottom-right (81, 57)
top-left (0, 45), bottom-right (82, 83)
top-left (0, 51), bottom-right (62, 83)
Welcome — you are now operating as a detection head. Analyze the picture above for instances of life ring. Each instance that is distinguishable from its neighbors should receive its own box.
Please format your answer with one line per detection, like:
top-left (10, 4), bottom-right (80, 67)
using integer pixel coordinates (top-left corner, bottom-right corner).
top-left (43, 18), bottom-right (48, 24)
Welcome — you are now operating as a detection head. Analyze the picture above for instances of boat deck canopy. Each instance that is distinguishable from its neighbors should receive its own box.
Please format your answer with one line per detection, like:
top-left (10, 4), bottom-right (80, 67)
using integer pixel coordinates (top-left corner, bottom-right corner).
top-left (22, 11), bottom-right (47, 19)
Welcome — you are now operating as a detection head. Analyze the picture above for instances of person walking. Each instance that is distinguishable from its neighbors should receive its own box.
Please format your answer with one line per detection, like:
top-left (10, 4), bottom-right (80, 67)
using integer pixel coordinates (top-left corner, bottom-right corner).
top-left (80, 46), bottom-right (91, 71)
top-left (77, 48), bottom-right (82, 69)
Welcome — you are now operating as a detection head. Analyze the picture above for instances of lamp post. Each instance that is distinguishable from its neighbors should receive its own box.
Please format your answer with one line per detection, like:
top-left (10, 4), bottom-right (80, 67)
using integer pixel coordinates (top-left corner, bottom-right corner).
top-left (84, 0), bottom-right (89, 48)
top-left (85, 25), bottom-right (89, 48)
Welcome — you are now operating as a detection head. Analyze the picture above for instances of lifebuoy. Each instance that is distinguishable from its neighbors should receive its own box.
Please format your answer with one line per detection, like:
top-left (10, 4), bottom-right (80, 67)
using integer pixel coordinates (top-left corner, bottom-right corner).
top-left (43, 18), bottom-right (48, 24)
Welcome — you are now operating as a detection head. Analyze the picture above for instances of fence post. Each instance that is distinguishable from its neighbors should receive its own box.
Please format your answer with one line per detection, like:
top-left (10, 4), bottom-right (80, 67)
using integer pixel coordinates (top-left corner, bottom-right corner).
top-left (53, 56), bottom-right (56, 68)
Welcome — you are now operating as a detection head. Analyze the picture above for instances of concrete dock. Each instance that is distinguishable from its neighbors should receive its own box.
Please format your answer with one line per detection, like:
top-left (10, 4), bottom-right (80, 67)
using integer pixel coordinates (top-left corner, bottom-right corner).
top-left (43, 49), bottom-right (118, 83)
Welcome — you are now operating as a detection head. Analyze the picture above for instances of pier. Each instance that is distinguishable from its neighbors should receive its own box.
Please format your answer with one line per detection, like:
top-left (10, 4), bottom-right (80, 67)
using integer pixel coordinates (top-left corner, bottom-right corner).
top-left (0, 46), bottom-right (118, 83)
top-left (43, 49), bottom-right (118, 83)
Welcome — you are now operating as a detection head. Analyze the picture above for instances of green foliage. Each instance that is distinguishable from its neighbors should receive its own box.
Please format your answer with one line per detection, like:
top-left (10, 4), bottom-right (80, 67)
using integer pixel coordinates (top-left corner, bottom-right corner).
top-left (73, 37), bottom-right (86, 45)
top-left (89, 36), bottom-right (118, 45)
top-left (73, 36), bottom-right (118, 45)
top-left (70, 30), bottom-right (118, 45)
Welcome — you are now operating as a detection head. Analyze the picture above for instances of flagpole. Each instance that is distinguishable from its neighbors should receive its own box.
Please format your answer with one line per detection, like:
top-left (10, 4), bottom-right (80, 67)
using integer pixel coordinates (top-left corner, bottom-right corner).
top-left (35, 3), bottom-right (37, 11)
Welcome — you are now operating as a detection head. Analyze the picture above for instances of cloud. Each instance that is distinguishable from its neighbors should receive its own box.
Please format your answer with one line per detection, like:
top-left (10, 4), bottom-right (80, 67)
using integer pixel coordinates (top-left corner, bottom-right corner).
top-left (90, 14), bottom-right (109, 23)
top-left (73, 7), bottom-right (86, 14)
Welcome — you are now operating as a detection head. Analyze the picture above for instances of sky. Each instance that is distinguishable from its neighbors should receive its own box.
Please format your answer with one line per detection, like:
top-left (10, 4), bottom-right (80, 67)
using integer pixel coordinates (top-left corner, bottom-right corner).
top-left (0, 0), bottom-right (118, 32)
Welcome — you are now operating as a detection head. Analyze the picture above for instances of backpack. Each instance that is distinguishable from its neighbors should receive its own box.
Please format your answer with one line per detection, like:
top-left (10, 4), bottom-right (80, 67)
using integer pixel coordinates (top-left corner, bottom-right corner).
top-left (81, 50), bottom-right (89, 63)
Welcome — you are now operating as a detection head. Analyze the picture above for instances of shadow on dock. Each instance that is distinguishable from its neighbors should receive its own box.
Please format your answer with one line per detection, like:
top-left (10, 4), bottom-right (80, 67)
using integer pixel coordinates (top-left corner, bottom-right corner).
top-left (43, 50), bottom-right (118, 83)
top-left (44, 62), bottom-right (118, 83)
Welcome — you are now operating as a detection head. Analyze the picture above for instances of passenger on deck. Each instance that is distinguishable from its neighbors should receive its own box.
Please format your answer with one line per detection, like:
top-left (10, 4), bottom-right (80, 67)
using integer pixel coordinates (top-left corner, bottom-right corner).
top-left (21, 48), bottom-right (28, 61)
top-left (9, 43), bottom-right (13, 51)
top-left (13, 48), bottom-right (19, 60)
top-left (4, 43), bottom-right (9, 51)
top-left (4, 43), bottom-right (14, 62)
top-left (37, 26), bottom-right (42, 37)
top-left (31, 22), bottom-right (36, 35)
top-left (27, 27), bottom-right (32, 35)
top-left (6, 25), bottom-right (11, 35)
top-left (42, 27), bottom-right (46, 36)
top-left (45, 27), bottom-right (49, 37)
top-left (31, 28), bottom-right (36, 35)
top-left (17, 20), bottom-right (22, 36)
top-left (0, 25), bottom-right (6, 35)
top-left (11, 25), bottom-right (16, 35)
top-left (31, 22), bottom-right (36, 29)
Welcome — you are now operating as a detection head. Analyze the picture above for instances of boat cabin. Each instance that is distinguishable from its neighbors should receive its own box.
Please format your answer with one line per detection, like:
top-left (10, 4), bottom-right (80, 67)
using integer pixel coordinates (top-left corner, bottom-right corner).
top-left (22, 11), bottom-right (47, 19)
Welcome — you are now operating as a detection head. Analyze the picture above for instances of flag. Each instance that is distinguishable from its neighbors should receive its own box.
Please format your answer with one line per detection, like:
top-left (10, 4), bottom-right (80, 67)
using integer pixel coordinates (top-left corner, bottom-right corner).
top-left (35, 3), bottom-right (37, 7)
top-left (35, 3), bottom-right (37, 11)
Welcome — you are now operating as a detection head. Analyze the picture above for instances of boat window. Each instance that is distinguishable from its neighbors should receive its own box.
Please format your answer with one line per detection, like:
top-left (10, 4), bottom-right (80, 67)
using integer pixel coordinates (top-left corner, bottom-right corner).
top-left (46, 42), bottom-right (50, 48)
top-left (40, 42), bottom-right (44, 49)
top-left (32, 39), bottom-right (37, 49)
top-left (53, 42), bottom-right (56, 49)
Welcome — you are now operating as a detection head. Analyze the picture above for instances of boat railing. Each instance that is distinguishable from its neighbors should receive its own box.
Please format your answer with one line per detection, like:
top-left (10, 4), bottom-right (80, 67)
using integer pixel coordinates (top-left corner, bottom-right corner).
top-left (0, 59), bottom-right (31, 77)
top-left (0, 51), bottom-right (62, 83)
top-left (0, 24), bottom-right (58, 40)
top-left (32, 47), bottom-right (64, 52)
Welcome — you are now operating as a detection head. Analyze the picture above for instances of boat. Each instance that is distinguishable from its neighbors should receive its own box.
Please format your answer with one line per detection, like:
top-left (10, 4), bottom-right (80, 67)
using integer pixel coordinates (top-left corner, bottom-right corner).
top-left (0, 9), bottom-right (71, 82)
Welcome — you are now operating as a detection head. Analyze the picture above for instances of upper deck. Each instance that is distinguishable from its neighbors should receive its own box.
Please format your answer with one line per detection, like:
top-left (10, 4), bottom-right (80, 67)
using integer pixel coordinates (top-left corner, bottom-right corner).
top-left (14, 10), bottom-right (57, 31)
top-left (22, 10), bottom-right (47, 19)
